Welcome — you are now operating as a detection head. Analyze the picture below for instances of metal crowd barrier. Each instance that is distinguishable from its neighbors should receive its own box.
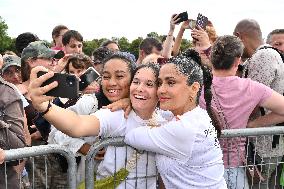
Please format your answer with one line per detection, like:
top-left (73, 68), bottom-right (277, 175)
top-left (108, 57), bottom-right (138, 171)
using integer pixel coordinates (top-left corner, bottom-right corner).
top-left (3, 127), bottom-right (284, 189)
top-left (3, 144), bottom-right (77, 189)
top-left (85, 127), bottom-right (284, 189)
top-left (85, 137), bottom-right (158, 189)
top-left (220, 126), bottom-right (284, 189)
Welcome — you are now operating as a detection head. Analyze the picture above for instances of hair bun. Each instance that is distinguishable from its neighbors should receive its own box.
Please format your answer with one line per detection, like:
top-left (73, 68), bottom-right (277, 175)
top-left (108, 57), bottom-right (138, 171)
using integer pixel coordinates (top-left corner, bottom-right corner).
top-left (182, 49), bottom-right (202, 66)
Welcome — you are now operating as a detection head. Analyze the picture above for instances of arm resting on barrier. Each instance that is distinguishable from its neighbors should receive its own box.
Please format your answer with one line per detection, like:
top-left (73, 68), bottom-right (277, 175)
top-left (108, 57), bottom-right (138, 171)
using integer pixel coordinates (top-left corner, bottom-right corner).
top-left (248, 112), bottom-right (284, 128)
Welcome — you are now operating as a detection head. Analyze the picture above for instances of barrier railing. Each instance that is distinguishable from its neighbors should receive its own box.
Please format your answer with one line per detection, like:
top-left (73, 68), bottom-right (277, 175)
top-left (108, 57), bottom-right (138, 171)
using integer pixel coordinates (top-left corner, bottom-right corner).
top-left (3, 126), bottom-right (284, 189)
top-left (3, 144), bottom-right (77, 189)
top-left (220, 126), bottom-right (284, 189)
top-left (85, 137), bottom-right (158, 189)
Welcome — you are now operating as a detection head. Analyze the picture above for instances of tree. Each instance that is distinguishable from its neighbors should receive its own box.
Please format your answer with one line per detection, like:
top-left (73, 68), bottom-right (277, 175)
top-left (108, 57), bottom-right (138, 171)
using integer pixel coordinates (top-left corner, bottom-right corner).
top-left (0, 16), bottom-right (14, 53)
top-left (118, 37), bottom-right (130, 52)
top-left (146, 32), bottom-right (159, 39)
top-left (129, 37), bottom-right (143, 59)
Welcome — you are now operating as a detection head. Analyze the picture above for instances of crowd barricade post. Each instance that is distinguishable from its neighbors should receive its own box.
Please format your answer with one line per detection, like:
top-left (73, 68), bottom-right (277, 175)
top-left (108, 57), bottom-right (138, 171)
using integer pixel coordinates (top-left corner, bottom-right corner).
top-left (3, 144), bottom-right (77, 189)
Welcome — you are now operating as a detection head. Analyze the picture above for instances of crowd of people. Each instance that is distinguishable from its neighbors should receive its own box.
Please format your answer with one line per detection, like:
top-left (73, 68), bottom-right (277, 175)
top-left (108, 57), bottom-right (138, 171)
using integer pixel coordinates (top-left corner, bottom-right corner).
top-left (0, 13), bottom-right (284, 189)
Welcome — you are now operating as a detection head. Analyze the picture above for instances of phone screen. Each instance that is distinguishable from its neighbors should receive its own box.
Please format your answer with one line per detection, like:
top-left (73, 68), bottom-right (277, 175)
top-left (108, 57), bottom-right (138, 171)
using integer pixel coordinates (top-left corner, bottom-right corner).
top-left (79, 67), bottom-right (101, 91)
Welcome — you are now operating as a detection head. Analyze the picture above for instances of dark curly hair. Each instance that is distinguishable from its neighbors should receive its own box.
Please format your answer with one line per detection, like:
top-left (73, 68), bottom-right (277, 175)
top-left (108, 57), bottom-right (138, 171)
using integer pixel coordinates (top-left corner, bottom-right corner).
top-left (210, 35), bottom-right (243, 70)
top-left (15, 32), bottom-right (39, 56)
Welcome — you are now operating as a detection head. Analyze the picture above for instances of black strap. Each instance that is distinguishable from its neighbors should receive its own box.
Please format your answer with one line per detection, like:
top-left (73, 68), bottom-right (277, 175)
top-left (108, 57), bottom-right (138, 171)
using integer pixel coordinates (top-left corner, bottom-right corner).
top-left (258, 46), bottom-right (284, 63)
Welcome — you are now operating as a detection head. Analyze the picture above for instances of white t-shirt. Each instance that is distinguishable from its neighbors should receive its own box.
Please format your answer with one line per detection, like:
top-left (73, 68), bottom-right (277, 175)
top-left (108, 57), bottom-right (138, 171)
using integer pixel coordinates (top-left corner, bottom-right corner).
top-left (94, 109), bottom-right (161, 189)
top-left (125, 106), bottom-right (227, 189)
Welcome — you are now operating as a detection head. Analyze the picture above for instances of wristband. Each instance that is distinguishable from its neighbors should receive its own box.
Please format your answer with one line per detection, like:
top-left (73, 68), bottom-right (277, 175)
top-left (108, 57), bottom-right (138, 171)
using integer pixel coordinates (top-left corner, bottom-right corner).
top-left (39, 101), bottom-right (52, 116)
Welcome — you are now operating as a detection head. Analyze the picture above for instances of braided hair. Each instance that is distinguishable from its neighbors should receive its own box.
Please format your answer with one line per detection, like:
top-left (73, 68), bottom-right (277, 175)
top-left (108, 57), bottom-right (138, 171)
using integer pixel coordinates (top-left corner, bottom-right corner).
top-left (170, 49), bottom-right (221, 136)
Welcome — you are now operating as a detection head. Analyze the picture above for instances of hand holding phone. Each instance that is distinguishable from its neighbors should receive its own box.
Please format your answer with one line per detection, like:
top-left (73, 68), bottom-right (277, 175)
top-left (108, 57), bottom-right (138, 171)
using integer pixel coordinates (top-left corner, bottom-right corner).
top-left (173, 11), bottom-right (188, 24)
top-left (37, 71), bottom-right (79, 99)
top-left (79, 67), bottom-right (101, 91)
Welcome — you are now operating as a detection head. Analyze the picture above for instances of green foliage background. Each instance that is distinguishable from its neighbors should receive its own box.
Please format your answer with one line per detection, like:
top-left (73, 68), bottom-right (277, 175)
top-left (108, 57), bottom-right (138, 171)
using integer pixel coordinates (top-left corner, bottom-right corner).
top-left (0, 16), bottom-right (192, 58)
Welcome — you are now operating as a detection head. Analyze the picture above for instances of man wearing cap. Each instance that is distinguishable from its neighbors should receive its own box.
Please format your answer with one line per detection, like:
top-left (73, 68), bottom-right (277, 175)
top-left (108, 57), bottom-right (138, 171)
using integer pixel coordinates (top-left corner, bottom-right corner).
top-left (20, 41), bottom-right (64, 83)
top-left (19, 41), bottom-right (68, 189)
top-left (1, 55), bottom-right (22, 85)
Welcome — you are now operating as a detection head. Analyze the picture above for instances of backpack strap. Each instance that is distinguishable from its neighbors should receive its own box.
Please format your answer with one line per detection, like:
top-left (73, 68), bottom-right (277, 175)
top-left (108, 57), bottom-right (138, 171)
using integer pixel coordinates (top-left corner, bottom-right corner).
top-left (258, 46), bottom-right (284, 63)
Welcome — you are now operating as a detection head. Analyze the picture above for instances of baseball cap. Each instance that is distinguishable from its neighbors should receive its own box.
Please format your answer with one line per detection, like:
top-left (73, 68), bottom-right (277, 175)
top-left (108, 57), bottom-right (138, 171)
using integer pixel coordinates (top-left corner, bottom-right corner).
top-left (1, 55), bottom-right (21, 73)
top-left (21, 41), bottom-right (64, 62)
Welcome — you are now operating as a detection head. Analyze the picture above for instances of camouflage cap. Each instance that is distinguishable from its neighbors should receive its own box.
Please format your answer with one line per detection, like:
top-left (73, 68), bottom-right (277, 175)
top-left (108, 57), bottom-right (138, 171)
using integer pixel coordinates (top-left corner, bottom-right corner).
top-left (1, 55), bottom-right (21, 73)
top-left (21, 41), bottom-right (64, 62)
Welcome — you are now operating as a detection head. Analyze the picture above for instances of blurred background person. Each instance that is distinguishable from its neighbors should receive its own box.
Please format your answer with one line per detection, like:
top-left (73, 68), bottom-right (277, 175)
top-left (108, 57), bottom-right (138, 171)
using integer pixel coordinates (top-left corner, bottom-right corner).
top-left (1, 55), bottom-right (22, 85)
top-left (100, 39), bottom-right (120, 52)
top-left (266, 29), bottom-right (284, 53)
top-left (51, 25), bottom-right (69, 51)
top-left (15, 32), bottom-right (39, 57)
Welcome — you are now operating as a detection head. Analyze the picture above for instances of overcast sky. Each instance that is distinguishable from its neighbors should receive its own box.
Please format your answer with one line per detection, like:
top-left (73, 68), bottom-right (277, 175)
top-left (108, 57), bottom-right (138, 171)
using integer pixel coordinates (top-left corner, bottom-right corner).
top-left (0, 0), bottom-right (283, 42)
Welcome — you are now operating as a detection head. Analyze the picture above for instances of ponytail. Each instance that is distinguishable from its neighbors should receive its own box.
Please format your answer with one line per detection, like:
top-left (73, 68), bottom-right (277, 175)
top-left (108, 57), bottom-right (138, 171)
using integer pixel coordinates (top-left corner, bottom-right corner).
top-left (201, 64), bottom-right (221, 137)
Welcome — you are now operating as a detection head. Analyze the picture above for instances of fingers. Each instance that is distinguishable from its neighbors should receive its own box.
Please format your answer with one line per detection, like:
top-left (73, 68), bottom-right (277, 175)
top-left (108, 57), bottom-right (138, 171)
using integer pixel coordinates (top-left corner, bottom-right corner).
top-left (0, 148), bottom-right (5, 164)
top-left (103, 102), bottom-right (121, 112)
top-left (94, 148), bottom-right (105, 160)
top-left (124, 105), bottom-right (132, 119)
top-left (30, 66), bottom-right (49, 82)
top-left (171, 14), bottom-right (181, 25)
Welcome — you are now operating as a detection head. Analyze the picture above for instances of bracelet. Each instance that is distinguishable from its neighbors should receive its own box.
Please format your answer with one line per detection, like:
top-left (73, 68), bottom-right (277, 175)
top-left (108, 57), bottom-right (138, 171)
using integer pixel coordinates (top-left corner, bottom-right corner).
top-left (39, 101), bottom-right (52, 116)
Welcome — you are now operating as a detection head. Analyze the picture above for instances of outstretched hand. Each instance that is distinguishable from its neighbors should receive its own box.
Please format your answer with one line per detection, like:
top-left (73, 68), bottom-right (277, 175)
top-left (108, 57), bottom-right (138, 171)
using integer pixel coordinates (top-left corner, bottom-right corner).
top-left (29, 66), bottom-right (57, 112)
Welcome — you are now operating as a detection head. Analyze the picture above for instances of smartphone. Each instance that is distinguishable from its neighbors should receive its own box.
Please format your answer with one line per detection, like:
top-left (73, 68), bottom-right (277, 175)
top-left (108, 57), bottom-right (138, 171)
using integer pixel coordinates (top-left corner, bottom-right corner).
top-left (174, 11), bottom-right (188, 24)
top-left (37, 71), bottom-right (79, 99)
top-left (196, 13), bottom-right (209, 30)
top-left (157, 57), bottom-right (169, 65)
top-left (79, 67), bottom-right (101, 91)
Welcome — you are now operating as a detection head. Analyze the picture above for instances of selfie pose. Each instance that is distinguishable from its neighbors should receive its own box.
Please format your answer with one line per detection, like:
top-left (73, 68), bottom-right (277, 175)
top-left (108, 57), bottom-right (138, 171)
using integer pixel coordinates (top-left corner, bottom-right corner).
top-left (29, 54), bottom-right (163, 188)
top-left (125, 50), bottom-right (227, 189)
top-left (48, 53), bottom-right (133, 185)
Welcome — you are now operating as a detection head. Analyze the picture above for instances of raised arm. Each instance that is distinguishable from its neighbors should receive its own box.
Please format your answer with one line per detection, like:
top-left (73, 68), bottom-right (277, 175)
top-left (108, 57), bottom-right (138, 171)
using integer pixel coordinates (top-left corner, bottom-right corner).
top-left (172, 20), bottom-right (190, 57)
top-left (29, 66), bottom-right (100, 138)
top-left (162, 14), bottom-right (179, 58)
